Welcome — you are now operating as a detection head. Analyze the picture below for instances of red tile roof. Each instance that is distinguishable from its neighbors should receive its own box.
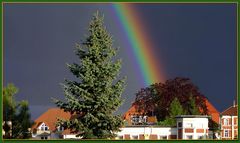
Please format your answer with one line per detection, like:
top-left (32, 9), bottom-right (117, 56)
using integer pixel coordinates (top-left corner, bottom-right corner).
top-left (221, 105), bottom-right (238, 116)
top-left (32, 108), bottom-right (71, 131)
top-left (124, 99), bottom-right (220, 123)
top-left (122, 104), bottom-right (144, 119)
top-left (204, 99), bottom-right (220, 123)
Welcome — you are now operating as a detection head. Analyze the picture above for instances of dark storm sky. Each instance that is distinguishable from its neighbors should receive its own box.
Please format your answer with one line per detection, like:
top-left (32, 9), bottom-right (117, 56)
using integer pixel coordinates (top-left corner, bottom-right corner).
top-left (3, 3), bottom-right (237, 120)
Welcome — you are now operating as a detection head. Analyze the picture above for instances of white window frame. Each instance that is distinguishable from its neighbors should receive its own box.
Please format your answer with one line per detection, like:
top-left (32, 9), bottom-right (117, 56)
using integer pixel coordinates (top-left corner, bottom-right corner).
top-left (224, 129), bottom-right (230, 137)
top-left (223, 118), bottom-right (229, 126)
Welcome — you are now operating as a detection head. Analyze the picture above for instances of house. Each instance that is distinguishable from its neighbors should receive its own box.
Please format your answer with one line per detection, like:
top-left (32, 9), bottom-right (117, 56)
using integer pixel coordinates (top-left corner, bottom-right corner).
top-left (124, 99), bottom-right (220, 124)
top-left (116, 115), bottom-right (210, 140)
top-left (32, 99), bottom-right (237, 140)
top-left (32, 108), bottom-right (210, 140)
top-left (220, 102), bottom-right (238, 140)
top-left (31, 108), bottom-right (81, 139)
top-left (116, 126), bottom-right (177, 140)
top-left (175, 115), bottom-right (209, 139)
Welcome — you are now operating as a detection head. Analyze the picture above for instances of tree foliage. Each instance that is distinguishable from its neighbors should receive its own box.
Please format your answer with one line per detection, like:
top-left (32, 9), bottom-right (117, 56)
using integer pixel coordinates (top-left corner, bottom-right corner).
top-left (134, 77), bottom-right (207, 121)
top-left (187, 94), bottom-right (200, 115)
top-left (53, 12), bottom-right (126, 139)
top-left (3, 83), bottom-right (33, 139)
top-left (158, 97), bottom-right (186, 126)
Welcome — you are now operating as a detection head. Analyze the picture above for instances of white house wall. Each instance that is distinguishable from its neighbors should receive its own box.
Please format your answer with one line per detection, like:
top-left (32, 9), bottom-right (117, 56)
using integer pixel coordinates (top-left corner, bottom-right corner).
top-left (176, 117), bottom-right (209, 139)
top-left (116, 127), bottom-right (177, 139)
top-left (63, 134), bottom-right (82, 139)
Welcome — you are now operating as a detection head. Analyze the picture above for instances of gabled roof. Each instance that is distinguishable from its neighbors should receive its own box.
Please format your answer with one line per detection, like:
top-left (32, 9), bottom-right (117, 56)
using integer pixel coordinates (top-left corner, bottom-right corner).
top-left (175, 115), bottom-right (210, 118)
top-left (122, 104), bottom-right (144, 119)
top-left (204, 99), bottom-right (220, 123)
top-left (221, 105), bottom-right (238, 116)
top-left (32, 108), bottom-right (71, 131)
top-left (124, 99), bottom-right (220, 123)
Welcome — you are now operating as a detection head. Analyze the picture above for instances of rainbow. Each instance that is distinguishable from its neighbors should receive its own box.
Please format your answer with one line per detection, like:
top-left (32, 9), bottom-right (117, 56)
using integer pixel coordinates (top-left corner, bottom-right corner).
top-left (112, 3), bottom-right (165, 86)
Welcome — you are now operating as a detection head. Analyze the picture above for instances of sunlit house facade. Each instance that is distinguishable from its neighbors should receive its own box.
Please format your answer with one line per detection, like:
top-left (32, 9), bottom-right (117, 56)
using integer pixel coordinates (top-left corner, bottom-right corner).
top-left (220, 103), bottom-right (238, 140)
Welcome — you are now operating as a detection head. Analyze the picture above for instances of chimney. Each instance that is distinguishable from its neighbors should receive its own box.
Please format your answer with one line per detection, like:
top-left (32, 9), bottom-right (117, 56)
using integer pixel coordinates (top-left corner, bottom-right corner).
top-left (233, 100), bottom-right (235, 107)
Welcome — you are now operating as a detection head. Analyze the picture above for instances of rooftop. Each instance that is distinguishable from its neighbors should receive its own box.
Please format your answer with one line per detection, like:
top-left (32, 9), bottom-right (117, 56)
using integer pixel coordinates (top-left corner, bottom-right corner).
top-left (32, 108), bottom-right (71, 131)
top-left (123, 125), bottom-right (176, 128)
top-left (221, 105), bottom-right (238, 116)
top-left (175, 115), bottom-right (210, 118)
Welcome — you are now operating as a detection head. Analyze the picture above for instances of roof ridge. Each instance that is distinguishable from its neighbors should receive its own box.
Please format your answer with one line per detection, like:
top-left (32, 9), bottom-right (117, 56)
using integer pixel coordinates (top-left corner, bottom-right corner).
top-left (221, 105), bottom-right (238, 114)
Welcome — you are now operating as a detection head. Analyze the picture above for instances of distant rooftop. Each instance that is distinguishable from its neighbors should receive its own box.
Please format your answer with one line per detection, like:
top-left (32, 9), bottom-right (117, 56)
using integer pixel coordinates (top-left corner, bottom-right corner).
top-left (221, 105), bottom-right (238, 116)
top-left (124, 125), bottom-right (176, 128)
top-left (175, 115), bottom-right (210, 118)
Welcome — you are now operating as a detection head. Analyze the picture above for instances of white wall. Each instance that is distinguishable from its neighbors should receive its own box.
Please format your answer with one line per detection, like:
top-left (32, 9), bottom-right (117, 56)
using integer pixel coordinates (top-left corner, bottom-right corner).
top-left (116, 127), bottom-right (177, 139)
top-left (176, 117), bottom-right (209, 139)
top-left (63, 134), bottom-right (82, 139)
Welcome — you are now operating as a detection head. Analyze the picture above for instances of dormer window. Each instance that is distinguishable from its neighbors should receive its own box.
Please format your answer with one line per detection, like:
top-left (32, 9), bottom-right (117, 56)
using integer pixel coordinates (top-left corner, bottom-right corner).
top-left (40, 123), bottom-right (49, 131)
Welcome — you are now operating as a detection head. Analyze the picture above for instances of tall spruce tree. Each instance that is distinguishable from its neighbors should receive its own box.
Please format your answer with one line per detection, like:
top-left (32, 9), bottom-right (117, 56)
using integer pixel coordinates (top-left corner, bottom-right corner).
top-left (54, 12), bottom-right (126, 139)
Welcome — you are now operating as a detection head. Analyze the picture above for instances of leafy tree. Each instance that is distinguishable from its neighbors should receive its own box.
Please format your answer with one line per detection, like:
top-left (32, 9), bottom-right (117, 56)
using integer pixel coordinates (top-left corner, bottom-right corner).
top-left (54, 12), bottom-right (126, 139)
top-left (158, 98), bottom-right (186, 126)
top-left (134, 84), bottom-right (161, 116)
top-left (134, 77), bottom-right (207, 121)
top-left (3, 83), bottom-right (33, 139)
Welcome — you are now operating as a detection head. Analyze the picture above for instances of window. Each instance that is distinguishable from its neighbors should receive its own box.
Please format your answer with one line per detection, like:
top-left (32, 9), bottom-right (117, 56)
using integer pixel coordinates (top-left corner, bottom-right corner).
top-left (41, 136), bottom-right (48, 140)
top-left (186, 135), bottom-right (193, 139)
top-left (159, 136), bottom-right (167, 139)
top-left (198, 135), bottom-right (203, 139)
top-left (131, 135), bottom-right (138, 140)
top-left (118, 135), bottom-right (123, 139)
top-left (234, 118), bottom-right (238, 125)
top-left (224, 130), bottom-right (229, 137)
top-left (223, 119), bottom-right (229, 125)
top-left (186, 123), bottom-right (193, 128)
top-left (178, 122), bottom-right (182, 128)
top-left (234, 129), bottom-right (238, 139)
top-left (40, 123), bottom-right (49, 131)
